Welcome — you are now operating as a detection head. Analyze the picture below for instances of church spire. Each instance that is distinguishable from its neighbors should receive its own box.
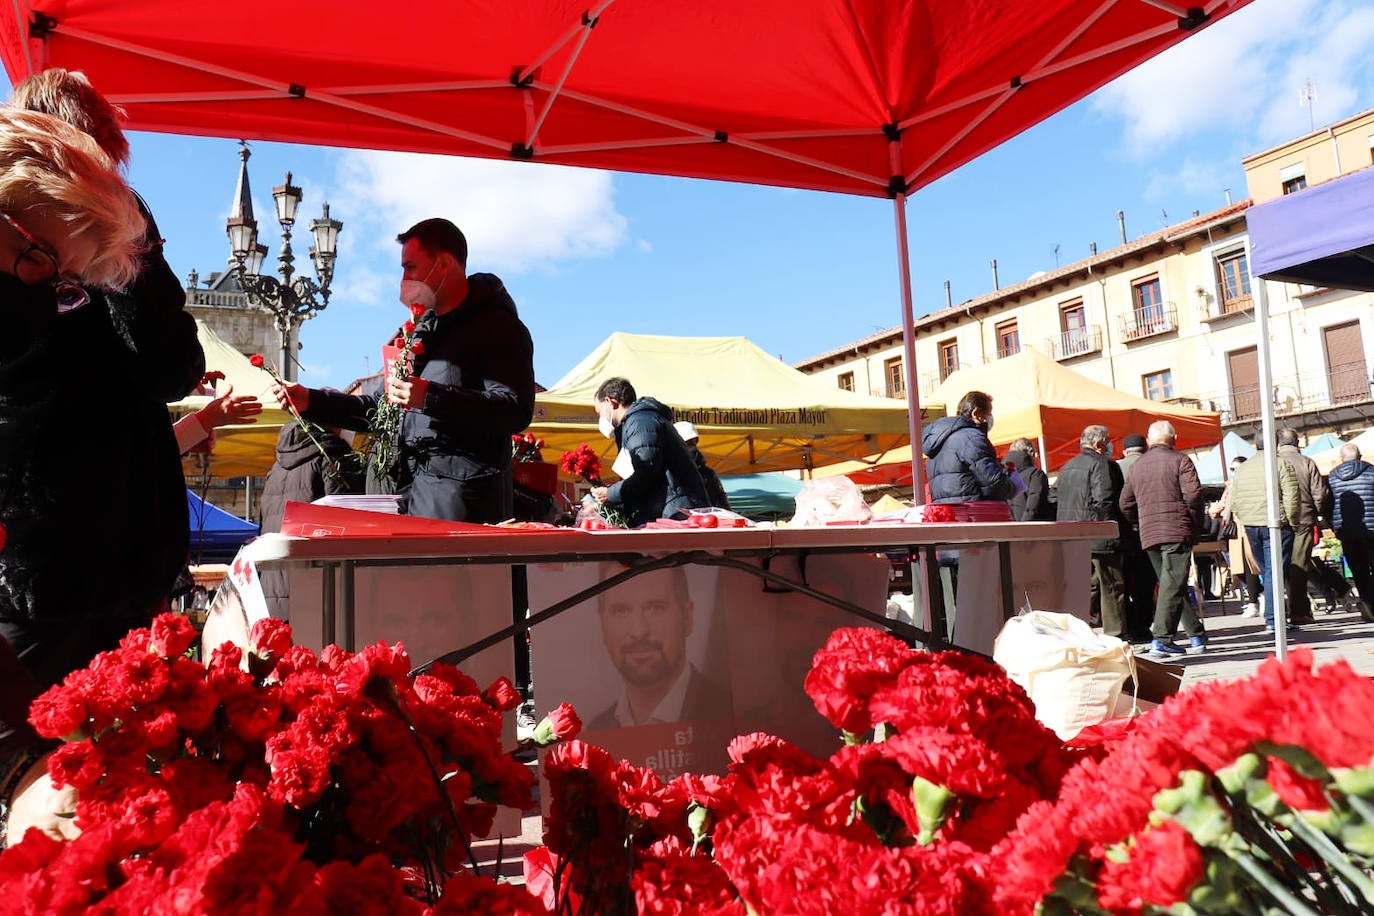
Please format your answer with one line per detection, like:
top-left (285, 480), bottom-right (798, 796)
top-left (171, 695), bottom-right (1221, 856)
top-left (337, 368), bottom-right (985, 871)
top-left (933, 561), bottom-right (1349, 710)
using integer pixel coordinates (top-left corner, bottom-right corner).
top-left (231, 140), bottom-right (255, 223)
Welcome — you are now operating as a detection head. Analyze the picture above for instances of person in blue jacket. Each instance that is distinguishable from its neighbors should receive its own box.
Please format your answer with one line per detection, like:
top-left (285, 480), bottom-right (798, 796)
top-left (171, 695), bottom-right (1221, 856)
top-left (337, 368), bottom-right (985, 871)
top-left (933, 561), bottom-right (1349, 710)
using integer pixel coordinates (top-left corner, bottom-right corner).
top-left (921, 390), bottom-right (1013, 503)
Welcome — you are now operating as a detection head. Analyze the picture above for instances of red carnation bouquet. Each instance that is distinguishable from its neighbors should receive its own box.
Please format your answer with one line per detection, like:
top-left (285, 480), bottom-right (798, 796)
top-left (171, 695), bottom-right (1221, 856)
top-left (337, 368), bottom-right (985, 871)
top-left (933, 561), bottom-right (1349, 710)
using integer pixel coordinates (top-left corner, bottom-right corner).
top-left (512, 432), bottom-right (546, 463)
top-left (558, 445), bottom-right (628, 529)
top-left (523, 629), bottom-right (1374, 915)
top-left (1, 614), bottom-right (572, 912)
top-left (558, 443), bottom-right (603, 486)
top-left (367, 303), bottom-right (429, 486)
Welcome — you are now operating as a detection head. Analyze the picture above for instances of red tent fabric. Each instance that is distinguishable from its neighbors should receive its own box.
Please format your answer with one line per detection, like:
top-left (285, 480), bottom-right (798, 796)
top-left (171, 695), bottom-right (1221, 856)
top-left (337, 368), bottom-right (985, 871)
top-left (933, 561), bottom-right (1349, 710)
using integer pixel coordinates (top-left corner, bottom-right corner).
top-left (0, 0), bottom-right (1253, 199)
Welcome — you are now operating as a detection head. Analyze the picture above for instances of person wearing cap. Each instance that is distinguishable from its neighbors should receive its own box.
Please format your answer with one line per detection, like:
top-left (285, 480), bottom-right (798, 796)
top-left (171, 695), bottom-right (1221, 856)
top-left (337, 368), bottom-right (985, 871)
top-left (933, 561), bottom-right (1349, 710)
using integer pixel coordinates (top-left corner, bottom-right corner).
top-left (674, 420), bottom-right (730, 510)
top-left (1116, 432), bottom-right (1156, 642)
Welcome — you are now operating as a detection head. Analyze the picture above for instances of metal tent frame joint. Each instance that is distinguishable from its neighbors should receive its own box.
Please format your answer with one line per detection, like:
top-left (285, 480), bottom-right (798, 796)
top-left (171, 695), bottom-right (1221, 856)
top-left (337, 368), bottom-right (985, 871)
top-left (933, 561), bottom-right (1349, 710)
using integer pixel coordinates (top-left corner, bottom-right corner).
top-left (28, 13), bottom-right (56, 38)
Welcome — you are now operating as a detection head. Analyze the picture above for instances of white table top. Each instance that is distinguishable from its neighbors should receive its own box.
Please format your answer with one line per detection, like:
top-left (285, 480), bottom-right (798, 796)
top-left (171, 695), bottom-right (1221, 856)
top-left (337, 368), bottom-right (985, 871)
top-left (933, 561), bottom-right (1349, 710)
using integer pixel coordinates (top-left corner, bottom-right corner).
top-left (243, 520), bottom-right (1118, 566)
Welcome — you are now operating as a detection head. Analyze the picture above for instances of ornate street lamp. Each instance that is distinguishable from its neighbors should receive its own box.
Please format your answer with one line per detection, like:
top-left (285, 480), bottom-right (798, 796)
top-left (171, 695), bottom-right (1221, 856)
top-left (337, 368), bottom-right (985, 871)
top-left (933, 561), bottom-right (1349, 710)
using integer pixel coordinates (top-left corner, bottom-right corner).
top-left (225, 143), bottom-right (342, 381)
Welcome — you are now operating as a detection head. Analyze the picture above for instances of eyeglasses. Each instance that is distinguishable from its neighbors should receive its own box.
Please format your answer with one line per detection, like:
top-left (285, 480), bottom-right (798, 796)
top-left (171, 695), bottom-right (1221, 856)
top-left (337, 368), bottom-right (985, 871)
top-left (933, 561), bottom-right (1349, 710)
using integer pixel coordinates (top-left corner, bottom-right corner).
top-left (0, 210), bottom-right (89, 313)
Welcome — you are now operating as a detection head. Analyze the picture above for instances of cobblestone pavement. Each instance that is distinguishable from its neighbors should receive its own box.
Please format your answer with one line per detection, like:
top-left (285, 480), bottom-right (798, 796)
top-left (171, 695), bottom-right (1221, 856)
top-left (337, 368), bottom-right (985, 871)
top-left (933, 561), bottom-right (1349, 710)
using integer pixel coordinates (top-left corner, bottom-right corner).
top-left (1166, 593), bottom-right (1374, 686)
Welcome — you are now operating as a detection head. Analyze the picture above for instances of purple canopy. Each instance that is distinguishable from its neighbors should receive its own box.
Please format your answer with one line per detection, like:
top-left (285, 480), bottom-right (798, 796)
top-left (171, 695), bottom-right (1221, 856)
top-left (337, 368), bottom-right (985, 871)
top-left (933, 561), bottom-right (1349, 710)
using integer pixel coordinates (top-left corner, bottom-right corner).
top-left (1247, 166), bottom-right (1374, 292)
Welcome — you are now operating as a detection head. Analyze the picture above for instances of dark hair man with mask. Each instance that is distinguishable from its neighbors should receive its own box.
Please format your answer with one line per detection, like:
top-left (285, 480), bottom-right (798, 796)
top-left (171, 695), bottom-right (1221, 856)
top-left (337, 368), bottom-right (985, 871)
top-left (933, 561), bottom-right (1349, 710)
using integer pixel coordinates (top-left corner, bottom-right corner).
top-left (921, 390), bottom-right (1012, 503)
top-left (590, 377), bottom-right (709, 527)
top-left (274, 218), bottom-right (535, 522)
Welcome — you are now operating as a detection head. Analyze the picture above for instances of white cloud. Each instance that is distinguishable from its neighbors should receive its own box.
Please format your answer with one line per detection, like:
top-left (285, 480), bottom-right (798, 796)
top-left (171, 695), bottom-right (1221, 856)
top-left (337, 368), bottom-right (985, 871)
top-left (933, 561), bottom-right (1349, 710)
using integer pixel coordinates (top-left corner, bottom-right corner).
top-left (1091, 0), bottom-right (1374, 156)
top-left (330, 150), bottom-right (628, 274)
top-left (1142, 156), bottom-right (1236, 203)
top-left (636, 238), bottom-right (653, 254)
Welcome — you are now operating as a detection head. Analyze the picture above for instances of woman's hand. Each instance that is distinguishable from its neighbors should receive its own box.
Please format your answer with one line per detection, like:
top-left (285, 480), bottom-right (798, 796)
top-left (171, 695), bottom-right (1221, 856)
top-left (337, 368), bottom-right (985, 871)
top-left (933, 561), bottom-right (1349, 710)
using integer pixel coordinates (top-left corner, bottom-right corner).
top-left (197, 383), bottom-right (262, 430)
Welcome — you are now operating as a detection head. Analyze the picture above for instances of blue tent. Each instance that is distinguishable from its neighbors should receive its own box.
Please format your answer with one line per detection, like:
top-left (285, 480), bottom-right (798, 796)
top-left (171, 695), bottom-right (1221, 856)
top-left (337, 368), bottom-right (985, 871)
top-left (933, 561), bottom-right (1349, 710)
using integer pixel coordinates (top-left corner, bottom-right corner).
top-left (721, 473), bottom-right (802, 520)
top-left (1194, 431), bottom-right (1256, 485)
top-left (1248, 166), bottom-right (1374, 291)
top-left (1302, 432), bottom-right (1346, 457)
top-left (187, 489), bottom-right (259, 558)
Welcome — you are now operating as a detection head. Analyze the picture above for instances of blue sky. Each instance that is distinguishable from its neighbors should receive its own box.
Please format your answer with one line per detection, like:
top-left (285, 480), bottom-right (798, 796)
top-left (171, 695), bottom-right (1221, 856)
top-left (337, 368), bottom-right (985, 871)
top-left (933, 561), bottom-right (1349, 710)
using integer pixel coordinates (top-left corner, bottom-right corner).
top-left (24, 0), bottom-right (1374, 391)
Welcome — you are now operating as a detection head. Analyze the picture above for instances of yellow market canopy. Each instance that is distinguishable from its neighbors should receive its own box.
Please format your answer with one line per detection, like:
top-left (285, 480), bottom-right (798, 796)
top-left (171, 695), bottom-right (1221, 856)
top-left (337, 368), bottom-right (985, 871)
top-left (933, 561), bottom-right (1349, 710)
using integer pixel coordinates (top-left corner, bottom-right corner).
top-left (173, 320), bottom-right (291, 480)
top-left (530, 333), bottom-right (912, 476)
top-left (931, 349), bottom-right (1223, 471)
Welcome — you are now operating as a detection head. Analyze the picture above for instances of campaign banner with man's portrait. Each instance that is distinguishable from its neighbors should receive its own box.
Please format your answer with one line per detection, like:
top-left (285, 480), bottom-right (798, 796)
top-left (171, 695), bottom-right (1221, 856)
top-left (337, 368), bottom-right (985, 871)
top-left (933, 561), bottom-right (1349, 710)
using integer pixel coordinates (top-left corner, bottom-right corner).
top-left (527, 553), bottom-right (890, 778)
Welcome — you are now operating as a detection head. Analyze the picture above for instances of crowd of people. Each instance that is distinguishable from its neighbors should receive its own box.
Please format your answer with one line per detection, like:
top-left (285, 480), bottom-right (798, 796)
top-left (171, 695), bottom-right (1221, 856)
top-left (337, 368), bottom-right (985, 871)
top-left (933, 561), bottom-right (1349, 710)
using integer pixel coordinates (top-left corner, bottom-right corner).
top-left (927, 388), bottom-right (1371, 659)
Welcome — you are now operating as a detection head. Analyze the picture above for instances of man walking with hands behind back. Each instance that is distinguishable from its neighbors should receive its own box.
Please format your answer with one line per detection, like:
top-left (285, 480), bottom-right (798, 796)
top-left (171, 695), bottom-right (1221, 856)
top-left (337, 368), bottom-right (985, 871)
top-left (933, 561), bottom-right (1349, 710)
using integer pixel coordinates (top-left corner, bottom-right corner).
top-left (1120, 421), bottom-right (1207, 657)
top-left (1056, 425), bottom-right (1128, 639)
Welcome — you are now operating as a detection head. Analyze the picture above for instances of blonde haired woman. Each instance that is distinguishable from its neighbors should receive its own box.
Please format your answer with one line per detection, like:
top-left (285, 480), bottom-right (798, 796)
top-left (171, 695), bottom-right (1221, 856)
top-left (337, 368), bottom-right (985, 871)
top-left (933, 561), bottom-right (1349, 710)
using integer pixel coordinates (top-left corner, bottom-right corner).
top-left (0, 101), bottom-right (202, 843)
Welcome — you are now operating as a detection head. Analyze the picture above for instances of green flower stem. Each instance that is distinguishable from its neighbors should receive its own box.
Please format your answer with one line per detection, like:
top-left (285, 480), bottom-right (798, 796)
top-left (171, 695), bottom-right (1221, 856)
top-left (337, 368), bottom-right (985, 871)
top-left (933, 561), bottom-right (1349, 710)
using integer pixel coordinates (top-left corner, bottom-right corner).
top-left (1286, 814), bottom-right (1374, 905)
top-left (1226, 847), bottom-right (1324, 916)
top-left (1348, 793), bottom-right (1374, 828)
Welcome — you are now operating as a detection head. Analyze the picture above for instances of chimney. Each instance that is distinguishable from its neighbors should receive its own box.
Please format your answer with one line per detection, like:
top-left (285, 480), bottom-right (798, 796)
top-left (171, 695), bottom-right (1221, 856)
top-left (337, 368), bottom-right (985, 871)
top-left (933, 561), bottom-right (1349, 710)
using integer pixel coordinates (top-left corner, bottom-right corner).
top-left (944, 279), bottom-right (952, 308)
top-left (990, 258), bottom-right (999, 290)
top-left (1089, 242), bottom-right (1097, 256)
top-left (1224, 187), bottom-right (1233, 206)
top-left (1117, 210), bottom-right (1127, 245)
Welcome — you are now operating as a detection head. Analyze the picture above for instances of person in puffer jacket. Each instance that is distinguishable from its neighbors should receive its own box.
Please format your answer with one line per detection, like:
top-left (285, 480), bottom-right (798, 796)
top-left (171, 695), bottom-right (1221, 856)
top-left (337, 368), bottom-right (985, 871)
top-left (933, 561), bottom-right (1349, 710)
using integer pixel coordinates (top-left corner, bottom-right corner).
top-left (921, 391), bottom-right (1012, 503)
top-left (1327, 443), bottom-right (1374, 622)
top-left (590, 377), bottom-right (709, 527)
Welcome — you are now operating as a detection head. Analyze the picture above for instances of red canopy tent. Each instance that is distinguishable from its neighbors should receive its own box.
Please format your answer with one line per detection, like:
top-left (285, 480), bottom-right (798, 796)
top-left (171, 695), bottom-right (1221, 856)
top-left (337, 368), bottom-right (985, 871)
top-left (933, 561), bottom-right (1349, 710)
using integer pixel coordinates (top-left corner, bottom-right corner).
top-left (0, 0), bottom-right (1255, 494)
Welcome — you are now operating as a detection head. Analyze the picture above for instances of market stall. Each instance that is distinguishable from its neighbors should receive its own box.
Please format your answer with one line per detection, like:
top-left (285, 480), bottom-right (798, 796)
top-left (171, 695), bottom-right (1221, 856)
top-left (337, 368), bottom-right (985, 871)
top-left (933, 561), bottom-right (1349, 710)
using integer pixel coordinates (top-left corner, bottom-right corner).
top-left (530, 332), bottom-right (913, 476)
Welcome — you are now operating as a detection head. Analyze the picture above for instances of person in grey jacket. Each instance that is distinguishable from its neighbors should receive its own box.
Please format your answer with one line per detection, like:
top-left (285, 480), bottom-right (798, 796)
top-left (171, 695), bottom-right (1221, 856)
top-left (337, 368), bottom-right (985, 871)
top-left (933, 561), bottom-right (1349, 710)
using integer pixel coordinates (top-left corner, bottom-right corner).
top-left (1006, 437), bottom-right (1053, 521)
top-left (591, 377), bottom-right (709, 527)
top-left (1277, 428), bottom-right (1329, 623)
top-left (1327, 443), bottom-right (1374, 622)
top-left (1056, 425), bottom-right (1127, 639)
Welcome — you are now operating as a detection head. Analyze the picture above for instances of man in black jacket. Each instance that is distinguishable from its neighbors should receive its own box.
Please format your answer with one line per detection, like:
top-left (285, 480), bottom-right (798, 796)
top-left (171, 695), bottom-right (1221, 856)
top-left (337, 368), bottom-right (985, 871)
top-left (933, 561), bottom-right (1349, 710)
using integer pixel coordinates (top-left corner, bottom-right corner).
top-left (674, 421), bottom-right (731, 509)
top-left (590, 378), bottom-right (709, 527)
top-left (276, 218), bottom-right (535, 523)
top-left (1056, 424), bottom-right (1128, 639)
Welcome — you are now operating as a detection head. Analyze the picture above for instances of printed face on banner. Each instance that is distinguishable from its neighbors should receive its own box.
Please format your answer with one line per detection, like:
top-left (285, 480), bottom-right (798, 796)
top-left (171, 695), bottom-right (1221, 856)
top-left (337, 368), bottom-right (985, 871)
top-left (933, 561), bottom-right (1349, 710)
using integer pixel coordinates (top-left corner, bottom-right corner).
top-left (598, 566), bottom-right (692, 692)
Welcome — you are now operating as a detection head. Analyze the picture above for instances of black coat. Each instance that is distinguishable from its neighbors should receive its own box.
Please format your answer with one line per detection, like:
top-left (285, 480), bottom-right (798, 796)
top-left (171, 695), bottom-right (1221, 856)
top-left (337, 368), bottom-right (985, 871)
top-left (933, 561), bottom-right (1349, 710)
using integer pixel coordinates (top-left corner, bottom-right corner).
top-left (688, 444), bottom-right (731, 509)
top-left (1055, 447), bottom-right (1125, 553)
top-left (305, 274), bottom-right (535, 523)
top-left (258, 421), bottom-right (361, 617)
top-left (0, 202), bottom-right (204, 629)
top-left (257, 421), bottom-right (361, 534)
top-left (921, 415), bottom-right (1012, 503)
top-left (606, 398), bottom-right (710, 527)
top-left (1006, 449), bottom-right (1053, 521)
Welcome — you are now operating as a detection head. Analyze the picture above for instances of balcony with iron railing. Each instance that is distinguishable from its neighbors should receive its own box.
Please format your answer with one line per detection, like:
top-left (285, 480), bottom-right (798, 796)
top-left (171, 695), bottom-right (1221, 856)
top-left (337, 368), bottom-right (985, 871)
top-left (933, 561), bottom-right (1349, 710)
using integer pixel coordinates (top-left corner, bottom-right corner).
top-left (1198, 364), bottom-right (1373, 423)
top-left (996, 344), bottom-right (1021, 360)
top-left (1199, 292), bottom-right (1253, 323)
top-left (1045, 325), bottom-right (1102, 361)
top-left (1119, 302), bottom-right (1178, 342)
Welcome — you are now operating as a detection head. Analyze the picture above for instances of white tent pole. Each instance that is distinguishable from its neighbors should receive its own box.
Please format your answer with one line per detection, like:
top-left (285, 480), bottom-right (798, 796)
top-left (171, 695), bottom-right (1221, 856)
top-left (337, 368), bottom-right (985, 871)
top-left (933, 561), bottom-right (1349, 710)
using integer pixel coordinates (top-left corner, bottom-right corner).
top-left (891, 191), bottom-right (926, 503)
top-left (1248, 246), bottom-right (1287, 659)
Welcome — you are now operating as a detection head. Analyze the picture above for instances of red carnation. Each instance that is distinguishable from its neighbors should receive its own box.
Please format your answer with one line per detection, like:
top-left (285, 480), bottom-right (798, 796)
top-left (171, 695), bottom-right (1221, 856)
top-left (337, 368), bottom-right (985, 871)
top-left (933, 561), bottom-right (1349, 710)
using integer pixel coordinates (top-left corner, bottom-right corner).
top-left (411, 340), bottom-right (425, 356)
top-left (402, 319), bottom-right (416, 335)
top-left (483, 676), bottom-right (523, 711)
top-left (149, 612), bottom-right (198, 659)
top-left (409, 302), bottom-right (426, 318)
top-left (250, 618), bottom-right (294, 661)
top-left (559, 444), bottom-right (603, 487)
top-left (533, 702), bottom-right (583, 746)
top-left (249, 353), bottom-right (265, 368)
top-left (1096, 819), bottom-right (1205, 912)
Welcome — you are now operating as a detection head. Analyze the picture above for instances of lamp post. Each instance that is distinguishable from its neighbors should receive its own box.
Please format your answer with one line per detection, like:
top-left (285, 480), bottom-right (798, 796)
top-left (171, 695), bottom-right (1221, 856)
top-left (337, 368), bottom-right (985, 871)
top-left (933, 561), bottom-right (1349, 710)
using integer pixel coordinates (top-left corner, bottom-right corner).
top-left (225, 146), bottom-right (342, 382)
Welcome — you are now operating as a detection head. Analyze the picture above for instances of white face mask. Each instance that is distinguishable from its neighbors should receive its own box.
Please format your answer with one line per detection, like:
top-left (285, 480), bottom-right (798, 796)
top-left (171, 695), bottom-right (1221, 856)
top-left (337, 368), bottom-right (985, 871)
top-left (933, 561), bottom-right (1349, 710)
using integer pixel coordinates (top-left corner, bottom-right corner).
top-left (983, 413), bottom-right (995, 432)
top-left (399, 279), bottom-right (435, 310)
top-left (399, 261), bottom-right (442, 310)
top-left (598, 413), bottom-right (616, 439)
